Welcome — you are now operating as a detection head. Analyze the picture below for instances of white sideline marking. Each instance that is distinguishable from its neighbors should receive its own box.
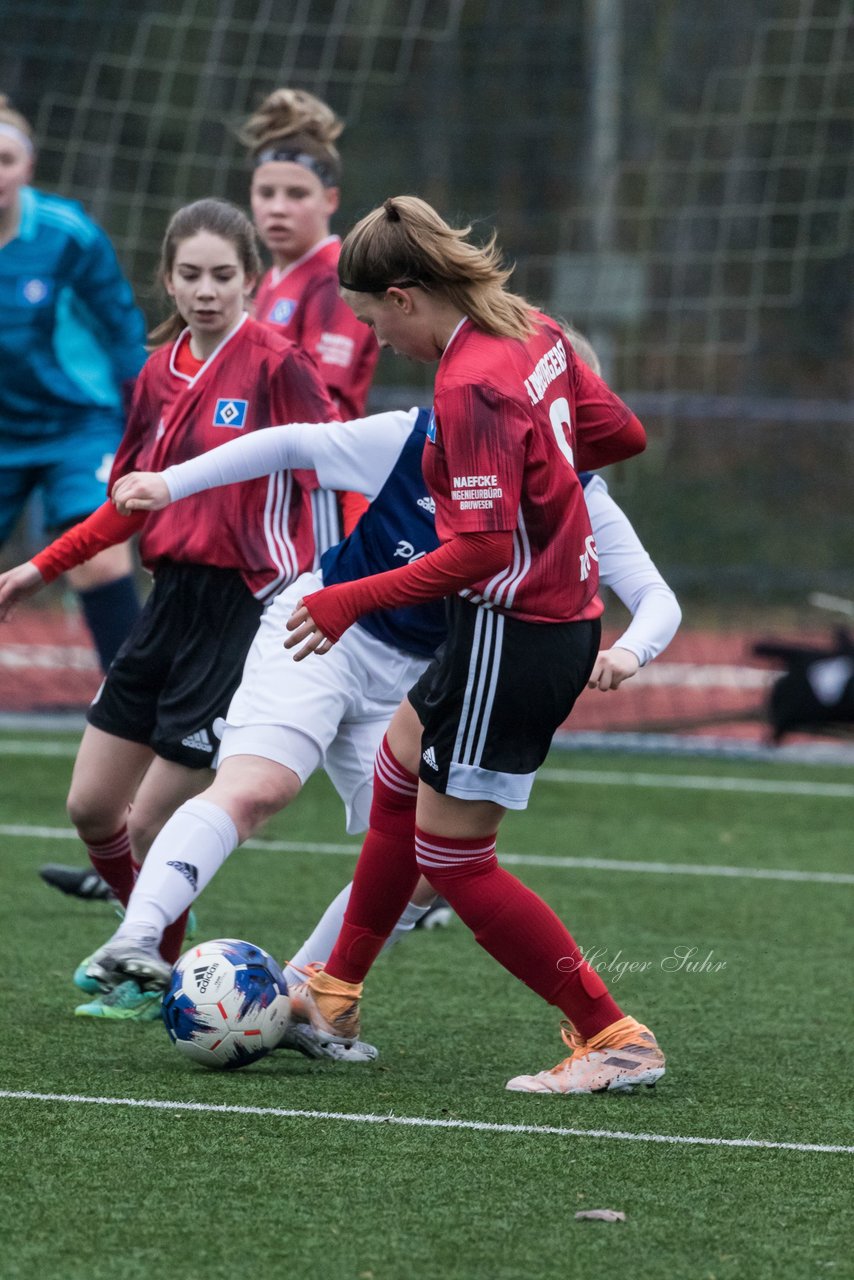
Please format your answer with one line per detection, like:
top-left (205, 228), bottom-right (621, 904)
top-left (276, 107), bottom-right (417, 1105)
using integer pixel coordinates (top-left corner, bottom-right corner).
top-left (2, 737), bottom-right (853, 799)
top-left (0, 739), bottom-right (79, 757)
top-left (3, 824), bottom-right (852, 885)
top-left (631, 662), bottom-right (774, 690)
top-left (0, 645), bottom-right (97, 672)
top-left (497, 854), bottom-right (854, 885)
top-left (538, 768), bottom-right (854, 799)
top-left (0, 1090), bottom-right (850, 1155)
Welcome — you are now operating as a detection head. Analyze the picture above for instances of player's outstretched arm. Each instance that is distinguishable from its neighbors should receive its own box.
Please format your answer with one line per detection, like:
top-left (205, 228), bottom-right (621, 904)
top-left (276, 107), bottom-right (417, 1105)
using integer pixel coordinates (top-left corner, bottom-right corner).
top-left (0, 562), bottom-right (46, 622)
top-left (112, 472), bottom-right (171, 514)
top-left (284, 530), bottom-right (513, 660)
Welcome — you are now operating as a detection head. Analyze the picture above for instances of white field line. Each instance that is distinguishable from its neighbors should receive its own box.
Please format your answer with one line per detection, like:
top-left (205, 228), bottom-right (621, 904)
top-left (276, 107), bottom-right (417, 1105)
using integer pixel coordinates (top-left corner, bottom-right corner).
top-left (0, 651), bottom-right (771, 684)
top-left (0, 1090), bottom-right (850, 1156)
top-left (2, 738), bottom-right (853, 800)
top-left (631, 662), bottom-right (774, 689)
top-left (0, 739), bottom-right (80, 757)
top-left (3, 823), bottom-right (852, 886)
top-left (537, 768), bottom-right (854, 799)
top-left (0, 645), bottom-right (97, 671)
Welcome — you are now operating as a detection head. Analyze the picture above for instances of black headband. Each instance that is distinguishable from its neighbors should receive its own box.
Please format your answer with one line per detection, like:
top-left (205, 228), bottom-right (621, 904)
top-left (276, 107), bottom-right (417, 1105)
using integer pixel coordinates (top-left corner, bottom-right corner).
top-left (254, 146), bottom-right (337, 187)
top-left (338, 276), bottom-right (428, 294)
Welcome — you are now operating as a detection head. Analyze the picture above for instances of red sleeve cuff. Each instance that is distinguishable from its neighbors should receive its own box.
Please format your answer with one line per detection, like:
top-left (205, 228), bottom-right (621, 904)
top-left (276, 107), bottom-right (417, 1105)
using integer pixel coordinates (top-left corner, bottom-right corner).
top-left (32, 503), bottom-right (145, 583)
top-left (302, 530), bottom-right (513, 643)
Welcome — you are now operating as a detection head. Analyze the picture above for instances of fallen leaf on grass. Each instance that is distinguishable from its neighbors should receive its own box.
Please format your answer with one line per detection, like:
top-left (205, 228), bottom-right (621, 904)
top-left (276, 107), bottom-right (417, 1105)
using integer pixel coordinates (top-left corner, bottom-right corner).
top-left (575, 1209), bottom-right (626, 1223)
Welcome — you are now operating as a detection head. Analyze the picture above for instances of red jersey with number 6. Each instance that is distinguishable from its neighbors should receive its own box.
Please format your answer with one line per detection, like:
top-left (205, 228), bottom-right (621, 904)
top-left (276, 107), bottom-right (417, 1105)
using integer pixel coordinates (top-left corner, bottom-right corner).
top-left (426, 314), bottom-right (646, 623)
top-left (254, 236), bottom-right (379, 419)
top-left (111, 313), bottom-right (337, 599)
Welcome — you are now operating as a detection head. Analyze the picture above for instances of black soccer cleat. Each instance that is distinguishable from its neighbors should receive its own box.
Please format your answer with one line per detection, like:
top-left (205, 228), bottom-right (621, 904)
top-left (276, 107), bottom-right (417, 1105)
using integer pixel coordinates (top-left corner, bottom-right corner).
top-left (39, 863), bottom-right (115, 902)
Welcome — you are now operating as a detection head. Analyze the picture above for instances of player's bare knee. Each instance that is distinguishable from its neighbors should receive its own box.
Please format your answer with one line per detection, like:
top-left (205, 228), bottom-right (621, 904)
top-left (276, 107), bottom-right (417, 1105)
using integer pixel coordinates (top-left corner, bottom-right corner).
top-left (66, 785), bottom-right (126, 843)
top-left (207, 763), bottom-right (300, 840)
top-left (235, 785), bottom-right (293, 836)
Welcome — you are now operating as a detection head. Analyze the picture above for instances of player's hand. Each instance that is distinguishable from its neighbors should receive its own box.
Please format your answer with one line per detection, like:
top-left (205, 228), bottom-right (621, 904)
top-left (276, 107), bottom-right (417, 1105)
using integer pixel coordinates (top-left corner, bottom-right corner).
top-left (111, 472), bottom-right (171, 515)
top-left (587, 646), bottom-right (640, 691)
top-left (0, 561), bottom-right (46, 622)
top-left (284, 599), bottom-right (336, 661)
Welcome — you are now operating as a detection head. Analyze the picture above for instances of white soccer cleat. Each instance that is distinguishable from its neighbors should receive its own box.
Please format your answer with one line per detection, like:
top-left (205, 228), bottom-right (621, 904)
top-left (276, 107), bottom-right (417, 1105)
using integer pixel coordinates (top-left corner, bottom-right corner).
top-left (277, 1020), bottom-right (378, 1063)
top-left (85, 937), bottom-right (173, 992)
top-left (506, 1016), bottom-right (665, 1094)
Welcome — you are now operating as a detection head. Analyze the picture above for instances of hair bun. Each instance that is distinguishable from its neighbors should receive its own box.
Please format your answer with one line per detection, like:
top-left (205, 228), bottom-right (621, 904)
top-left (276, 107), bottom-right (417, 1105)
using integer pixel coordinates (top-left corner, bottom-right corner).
top-left (241, 87), bottom-right (343, 152)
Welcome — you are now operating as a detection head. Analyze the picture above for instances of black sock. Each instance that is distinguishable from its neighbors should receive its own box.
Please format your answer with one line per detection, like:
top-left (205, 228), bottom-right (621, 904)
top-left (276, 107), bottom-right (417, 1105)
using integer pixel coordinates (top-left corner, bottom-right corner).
top-left (77, 574), bottom-right (141, 671)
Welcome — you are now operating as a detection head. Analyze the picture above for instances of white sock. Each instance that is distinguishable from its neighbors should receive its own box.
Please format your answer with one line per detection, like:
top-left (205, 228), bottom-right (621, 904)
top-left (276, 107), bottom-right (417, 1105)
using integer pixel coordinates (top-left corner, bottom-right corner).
top-left (284, 883), bottom-right (431, 987)
top-left (285, 883), bottom-right (352, 985)
top-left (117, 798), bottom-right (239, 946)
top-left (381, 898), bottom-right (431, 949)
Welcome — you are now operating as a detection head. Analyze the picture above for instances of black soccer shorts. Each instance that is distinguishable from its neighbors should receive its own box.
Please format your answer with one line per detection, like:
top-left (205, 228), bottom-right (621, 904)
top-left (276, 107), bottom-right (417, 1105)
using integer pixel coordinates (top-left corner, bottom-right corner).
top-left (87, 561), bottom-right (264, 768)
top-left (408, 595), bottom-right (600, 809)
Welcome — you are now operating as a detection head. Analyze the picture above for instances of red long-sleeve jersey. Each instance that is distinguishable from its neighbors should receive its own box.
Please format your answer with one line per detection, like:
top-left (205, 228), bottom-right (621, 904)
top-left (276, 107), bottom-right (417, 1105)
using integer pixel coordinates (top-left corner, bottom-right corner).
top-left (33, 315), bottom-right (337, 600)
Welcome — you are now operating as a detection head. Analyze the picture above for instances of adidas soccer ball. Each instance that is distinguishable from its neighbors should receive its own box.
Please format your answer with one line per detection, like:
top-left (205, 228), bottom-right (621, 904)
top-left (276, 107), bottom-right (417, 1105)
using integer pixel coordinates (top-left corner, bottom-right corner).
top-left (163, 938), bottom-right (291, 1070)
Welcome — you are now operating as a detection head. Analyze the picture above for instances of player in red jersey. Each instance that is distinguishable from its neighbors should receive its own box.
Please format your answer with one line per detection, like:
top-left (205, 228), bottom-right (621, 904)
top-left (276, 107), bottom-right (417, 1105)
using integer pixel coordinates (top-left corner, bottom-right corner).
top-left (242, 88), bottom-right (380, 547)
top-left (0, 198), bottom-right (335, 1018)
top-left (283, 197), bottom-right (666, 1094)
top-left (32, 92), bottom-right (374, 911)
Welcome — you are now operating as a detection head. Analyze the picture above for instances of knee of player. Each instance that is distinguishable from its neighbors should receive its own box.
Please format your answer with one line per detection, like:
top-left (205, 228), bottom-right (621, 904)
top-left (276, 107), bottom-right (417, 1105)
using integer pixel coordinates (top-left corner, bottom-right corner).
top-left (66, 786), bottom-right (127, 843)
top-left (209, 762), bottom-right (301, 838)
top-left (235, 793), bottom-right (286, 837)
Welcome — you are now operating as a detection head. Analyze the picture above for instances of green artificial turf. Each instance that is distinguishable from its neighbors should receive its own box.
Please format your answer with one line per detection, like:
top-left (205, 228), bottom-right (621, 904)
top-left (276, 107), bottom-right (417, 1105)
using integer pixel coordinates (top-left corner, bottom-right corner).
top-left (1, 734), bottom-right (852, 1279)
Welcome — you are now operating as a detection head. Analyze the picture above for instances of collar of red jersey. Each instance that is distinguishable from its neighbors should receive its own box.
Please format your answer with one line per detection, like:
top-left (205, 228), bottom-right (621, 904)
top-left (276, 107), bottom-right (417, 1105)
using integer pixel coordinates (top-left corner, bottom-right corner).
top-left (440, 316), bottom-right (471, 361)
top-left (270, 235), bottom-right (340, 286)
top-left (168, 310), bottom-right (250, 384)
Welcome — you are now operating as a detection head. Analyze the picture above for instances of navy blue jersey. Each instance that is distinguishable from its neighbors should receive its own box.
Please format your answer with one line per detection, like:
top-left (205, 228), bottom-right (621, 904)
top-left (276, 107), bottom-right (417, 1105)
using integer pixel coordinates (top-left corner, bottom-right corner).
top-left (0, 187), bottom-right (146, 435)
top-left (321, 409), bottom-right (444, 657)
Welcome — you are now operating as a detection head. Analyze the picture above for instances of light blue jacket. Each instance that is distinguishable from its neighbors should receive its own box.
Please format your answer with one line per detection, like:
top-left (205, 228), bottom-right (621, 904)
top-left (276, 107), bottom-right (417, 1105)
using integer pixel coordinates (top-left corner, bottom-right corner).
top-left (0, 187), bottom-right (146, 437)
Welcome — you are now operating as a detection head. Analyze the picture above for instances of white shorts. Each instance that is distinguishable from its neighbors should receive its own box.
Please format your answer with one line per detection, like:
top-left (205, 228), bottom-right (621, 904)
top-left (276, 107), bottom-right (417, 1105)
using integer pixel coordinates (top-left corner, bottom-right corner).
top-left (217, 572), bottom-right (430, 833)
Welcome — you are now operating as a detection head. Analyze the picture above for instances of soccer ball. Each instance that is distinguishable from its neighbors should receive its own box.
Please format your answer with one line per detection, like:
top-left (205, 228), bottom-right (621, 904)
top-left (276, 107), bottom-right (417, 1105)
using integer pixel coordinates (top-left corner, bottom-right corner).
top-left (163, 938), bottom-right (291, 1070)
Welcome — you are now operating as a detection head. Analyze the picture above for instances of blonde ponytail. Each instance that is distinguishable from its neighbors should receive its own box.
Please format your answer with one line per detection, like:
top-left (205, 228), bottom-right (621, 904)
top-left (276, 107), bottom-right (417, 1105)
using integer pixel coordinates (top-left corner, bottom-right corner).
top-left (339, 196), bottom-right (535, 341)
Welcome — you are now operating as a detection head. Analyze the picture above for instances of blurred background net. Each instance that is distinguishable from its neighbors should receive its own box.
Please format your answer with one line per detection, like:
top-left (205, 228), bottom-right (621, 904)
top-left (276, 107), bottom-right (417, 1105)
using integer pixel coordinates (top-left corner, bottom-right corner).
top-left (1, 0), bottom-right (852, 741)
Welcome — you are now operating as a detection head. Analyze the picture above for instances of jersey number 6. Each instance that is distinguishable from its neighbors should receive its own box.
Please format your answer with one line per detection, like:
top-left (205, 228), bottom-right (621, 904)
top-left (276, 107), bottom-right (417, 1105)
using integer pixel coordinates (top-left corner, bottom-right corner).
top-left (548, 396), bottom-right (574, 470)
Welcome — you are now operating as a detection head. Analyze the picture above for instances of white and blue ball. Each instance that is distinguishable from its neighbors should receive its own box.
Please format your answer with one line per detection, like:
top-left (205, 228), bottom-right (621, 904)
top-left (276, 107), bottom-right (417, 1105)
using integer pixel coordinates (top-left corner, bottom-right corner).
top-left (163, 938), bottom-right (291, 1070)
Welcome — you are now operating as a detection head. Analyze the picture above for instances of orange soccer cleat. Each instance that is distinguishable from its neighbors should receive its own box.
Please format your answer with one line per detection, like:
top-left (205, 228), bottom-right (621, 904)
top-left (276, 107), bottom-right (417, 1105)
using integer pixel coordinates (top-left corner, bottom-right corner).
top-left (287, 962), bottom-right (365, 1044)
top-left (505, 1015), bottom-right (665, 1094)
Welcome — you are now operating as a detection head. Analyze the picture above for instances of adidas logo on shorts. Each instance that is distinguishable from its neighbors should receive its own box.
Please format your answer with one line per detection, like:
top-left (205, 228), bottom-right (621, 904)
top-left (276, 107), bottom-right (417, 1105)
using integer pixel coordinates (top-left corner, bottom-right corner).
top-left (166, 861), bottom-right (199, 891)
top-left (181, 728), bottom-right (214, 753)
top-left (422, 745), bottom-right (439, 771)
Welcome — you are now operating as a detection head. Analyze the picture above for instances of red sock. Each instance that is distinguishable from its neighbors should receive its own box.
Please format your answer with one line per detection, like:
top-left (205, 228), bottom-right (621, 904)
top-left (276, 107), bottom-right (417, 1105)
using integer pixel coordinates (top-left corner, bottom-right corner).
top-left (86, 826), bottom-right (140, 908)
top-left (416, 827), bottom-right (624, 1040)
top-left (325, 736), bottom-right (420, 984)
top-left (160, 910), bottom-right (190, 966)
